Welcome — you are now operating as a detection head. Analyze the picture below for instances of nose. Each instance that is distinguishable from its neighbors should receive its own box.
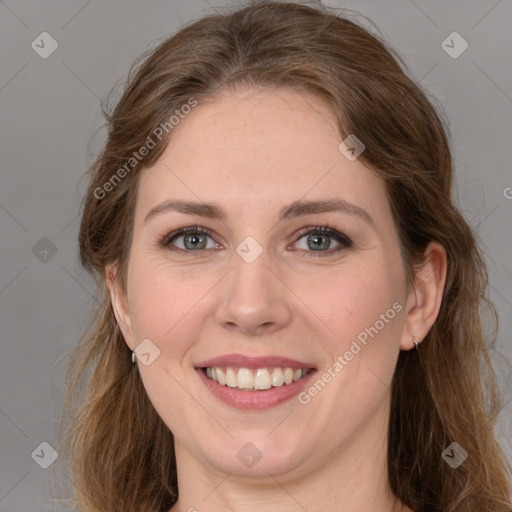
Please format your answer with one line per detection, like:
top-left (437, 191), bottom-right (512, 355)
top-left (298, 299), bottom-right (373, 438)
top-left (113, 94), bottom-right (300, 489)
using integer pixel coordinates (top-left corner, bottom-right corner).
top-left (214, 247), bottom-right (293, 337)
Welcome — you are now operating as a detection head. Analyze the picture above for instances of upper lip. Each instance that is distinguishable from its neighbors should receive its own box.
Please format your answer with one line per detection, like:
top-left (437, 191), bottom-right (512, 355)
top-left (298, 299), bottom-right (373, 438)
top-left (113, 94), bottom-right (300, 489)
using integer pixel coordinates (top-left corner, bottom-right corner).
top-left (195, 353), bottom-right (316, 370)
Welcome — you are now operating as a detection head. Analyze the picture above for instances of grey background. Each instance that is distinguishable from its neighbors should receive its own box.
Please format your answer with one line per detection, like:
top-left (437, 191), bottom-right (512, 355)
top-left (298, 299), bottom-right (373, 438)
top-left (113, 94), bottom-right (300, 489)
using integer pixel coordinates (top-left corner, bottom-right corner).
top-left (1, 0), bottom-right (511, 510)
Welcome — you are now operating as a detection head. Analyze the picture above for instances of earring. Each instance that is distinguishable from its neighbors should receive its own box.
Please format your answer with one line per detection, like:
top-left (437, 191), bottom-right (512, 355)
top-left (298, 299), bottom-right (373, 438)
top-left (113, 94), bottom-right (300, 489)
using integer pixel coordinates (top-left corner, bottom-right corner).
top-left (131, 351), bottom-right (137, 363)
top-left (413, 337), bottom-right (419, 350)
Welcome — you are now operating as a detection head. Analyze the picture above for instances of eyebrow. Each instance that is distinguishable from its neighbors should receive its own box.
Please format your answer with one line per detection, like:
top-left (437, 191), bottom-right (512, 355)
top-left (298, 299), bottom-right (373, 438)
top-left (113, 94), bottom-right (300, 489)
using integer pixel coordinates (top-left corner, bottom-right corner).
top-left (143, 198), bottom-right (374, 227)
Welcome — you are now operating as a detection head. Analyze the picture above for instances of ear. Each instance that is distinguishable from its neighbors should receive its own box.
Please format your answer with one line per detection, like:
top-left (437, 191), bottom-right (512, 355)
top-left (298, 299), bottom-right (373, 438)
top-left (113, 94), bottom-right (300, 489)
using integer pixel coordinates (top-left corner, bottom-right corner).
top-left (105, 263), bottom-right (134, 348)
top-left (400, 241), bottom-right (447, 351)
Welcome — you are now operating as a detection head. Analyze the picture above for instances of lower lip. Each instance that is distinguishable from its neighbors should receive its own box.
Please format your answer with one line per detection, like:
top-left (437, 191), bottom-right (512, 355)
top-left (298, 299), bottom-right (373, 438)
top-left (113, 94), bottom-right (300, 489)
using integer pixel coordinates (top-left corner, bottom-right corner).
top-left (196, 368), bottom-right (316, 410)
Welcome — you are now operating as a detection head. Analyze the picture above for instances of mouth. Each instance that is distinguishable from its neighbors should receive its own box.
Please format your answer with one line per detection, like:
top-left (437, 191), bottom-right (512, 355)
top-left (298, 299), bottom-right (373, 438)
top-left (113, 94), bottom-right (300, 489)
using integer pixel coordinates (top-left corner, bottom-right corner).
top-left (194, 354), bottom-right (317, 410)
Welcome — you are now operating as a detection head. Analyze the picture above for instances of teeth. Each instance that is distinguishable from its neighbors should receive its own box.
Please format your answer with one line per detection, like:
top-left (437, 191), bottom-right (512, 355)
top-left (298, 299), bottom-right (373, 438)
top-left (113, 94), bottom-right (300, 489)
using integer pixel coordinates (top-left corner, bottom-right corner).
top-left (237, 368), bottom-right (253, 389)
top-left (216, 368), bottom-right (226, 385)
top-left (271, 367), bottom-right (285, 387)
top-left (225, 367), bottom-right (237, 387)
top-left (254, 368), bottom-right (271, 390)
top-left (204, 366), bottom-right (310, 390)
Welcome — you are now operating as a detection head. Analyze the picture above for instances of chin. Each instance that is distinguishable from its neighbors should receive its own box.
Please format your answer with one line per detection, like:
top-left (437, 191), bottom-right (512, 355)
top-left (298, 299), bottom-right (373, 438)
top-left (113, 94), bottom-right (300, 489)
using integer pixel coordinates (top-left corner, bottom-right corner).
top-left (198, 433), bottom-right (314, 479)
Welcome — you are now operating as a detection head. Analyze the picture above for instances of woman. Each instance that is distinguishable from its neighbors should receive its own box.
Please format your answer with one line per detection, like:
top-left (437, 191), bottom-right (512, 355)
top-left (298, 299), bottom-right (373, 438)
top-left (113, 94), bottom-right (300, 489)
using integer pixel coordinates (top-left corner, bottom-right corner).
top-left (56, 1), bottom-right (512, 511)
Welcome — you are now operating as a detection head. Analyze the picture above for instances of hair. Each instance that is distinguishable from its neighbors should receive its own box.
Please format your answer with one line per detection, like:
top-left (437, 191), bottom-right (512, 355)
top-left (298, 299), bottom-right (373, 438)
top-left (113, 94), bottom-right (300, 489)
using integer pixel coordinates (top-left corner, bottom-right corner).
top-left (54, 1), bottom-right (512, 511)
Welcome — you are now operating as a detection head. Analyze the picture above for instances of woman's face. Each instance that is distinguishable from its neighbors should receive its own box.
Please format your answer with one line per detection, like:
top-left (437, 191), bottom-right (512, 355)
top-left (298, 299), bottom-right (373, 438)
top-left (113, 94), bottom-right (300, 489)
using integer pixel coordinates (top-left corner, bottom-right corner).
top-left (111, 86), bottom-right (415, 479)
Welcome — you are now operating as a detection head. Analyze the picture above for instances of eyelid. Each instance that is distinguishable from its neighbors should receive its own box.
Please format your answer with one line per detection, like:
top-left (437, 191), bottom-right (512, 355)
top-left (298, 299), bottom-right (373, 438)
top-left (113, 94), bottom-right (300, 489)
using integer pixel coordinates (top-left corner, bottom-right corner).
top-left (159, 225), bottom-right (220, 256)
top-left (291, 224), bottom-right (353, 256)
top-left (159, 225), bottom-right (215, 246)
top-left (293, 224), bottom-right (352, 243)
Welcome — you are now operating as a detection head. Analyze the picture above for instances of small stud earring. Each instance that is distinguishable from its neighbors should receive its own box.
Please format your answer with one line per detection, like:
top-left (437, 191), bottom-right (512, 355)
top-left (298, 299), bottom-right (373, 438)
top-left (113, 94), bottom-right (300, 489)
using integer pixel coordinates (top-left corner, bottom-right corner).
top-left (413, 337), bottom-right (419, 350)
top-left (131, 351), bottom-right (137, 363)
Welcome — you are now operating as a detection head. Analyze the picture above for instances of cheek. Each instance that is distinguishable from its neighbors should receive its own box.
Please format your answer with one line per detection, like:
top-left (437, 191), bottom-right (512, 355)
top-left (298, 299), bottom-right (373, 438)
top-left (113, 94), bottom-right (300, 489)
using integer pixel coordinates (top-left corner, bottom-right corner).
top-left (300, 267), bottom-right (404, 420)
top-left (295, 261), bottom-right (404, 354)
top-left (126, 256), bottom-right (216, 355)
top-left (126, 234), bottom-right (406, 357)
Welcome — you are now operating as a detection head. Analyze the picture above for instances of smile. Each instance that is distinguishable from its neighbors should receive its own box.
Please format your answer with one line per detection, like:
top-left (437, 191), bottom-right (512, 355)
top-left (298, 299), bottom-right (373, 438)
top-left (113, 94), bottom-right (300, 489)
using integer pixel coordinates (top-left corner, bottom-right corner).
top-left (195, 354), bottom-right (317, 410)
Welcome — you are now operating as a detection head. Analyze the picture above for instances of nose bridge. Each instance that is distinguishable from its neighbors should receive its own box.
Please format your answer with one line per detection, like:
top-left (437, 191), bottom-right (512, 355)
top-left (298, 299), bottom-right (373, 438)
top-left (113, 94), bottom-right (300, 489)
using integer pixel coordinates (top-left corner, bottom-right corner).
top-left (215, 239), bottom-right (292, 335)
top-left (231, 245), bottom-right (274, 301)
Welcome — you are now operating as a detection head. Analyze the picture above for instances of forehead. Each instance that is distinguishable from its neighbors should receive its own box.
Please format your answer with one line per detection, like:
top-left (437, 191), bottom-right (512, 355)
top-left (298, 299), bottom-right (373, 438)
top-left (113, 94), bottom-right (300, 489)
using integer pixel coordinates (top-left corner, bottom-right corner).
top-left (134, 86), bottom-right (390, 226)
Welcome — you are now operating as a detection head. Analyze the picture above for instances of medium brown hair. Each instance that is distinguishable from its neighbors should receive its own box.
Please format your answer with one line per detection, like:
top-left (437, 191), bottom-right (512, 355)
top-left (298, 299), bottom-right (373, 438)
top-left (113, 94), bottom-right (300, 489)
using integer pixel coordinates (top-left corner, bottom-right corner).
top-left (55, 1), bottom-right (512, 511)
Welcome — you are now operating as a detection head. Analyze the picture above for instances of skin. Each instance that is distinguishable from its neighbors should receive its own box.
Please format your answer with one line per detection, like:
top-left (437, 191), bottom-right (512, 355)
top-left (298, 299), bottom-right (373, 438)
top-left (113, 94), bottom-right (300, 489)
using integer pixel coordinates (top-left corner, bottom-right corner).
top-left (107, 85), bottom-right (447, 512)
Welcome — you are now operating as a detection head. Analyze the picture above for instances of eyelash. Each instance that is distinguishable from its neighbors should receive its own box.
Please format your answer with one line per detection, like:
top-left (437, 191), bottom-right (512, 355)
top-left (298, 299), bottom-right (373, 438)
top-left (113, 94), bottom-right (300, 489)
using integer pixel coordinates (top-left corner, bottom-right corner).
top-left (159, 224), bottom-right (353, 258)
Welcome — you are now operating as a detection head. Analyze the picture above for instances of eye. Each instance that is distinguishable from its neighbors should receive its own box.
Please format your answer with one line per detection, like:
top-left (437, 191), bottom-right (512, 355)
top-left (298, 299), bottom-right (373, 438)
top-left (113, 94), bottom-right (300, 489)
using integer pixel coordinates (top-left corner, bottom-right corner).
top-left (160, 225), bottom-right (220, 254)
top-left (293, 225), bottom-right (353, 256)
top-left (159, 224), bottom-right (353, 257)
